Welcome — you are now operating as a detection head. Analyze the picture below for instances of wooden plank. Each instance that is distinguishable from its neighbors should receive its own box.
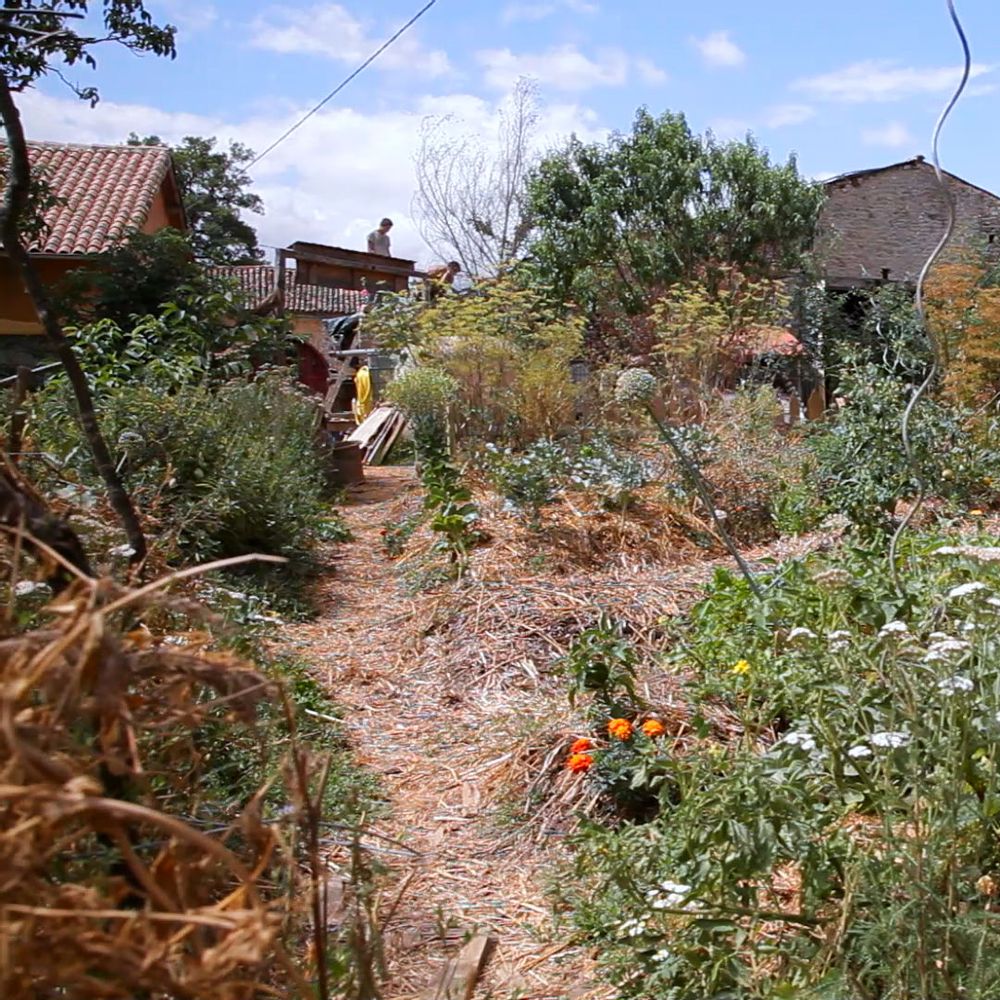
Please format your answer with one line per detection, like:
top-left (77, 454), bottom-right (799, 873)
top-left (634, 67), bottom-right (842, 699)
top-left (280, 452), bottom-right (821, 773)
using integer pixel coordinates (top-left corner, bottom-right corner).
top-left (367, 412), bottom-right (407, 466)
top-left (428, 931), bottom-right (495, 1000)
top-left (347, 406), bottom-right (393, 449)
top-left (323, 359), bottom-right (352, 416)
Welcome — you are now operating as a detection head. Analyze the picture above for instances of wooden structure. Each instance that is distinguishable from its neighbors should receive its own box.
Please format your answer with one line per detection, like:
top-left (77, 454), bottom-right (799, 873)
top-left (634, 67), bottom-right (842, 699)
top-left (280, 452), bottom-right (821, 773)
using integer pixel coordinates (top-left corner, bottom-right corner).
top-left (286, 241), bottom-right (421, 295)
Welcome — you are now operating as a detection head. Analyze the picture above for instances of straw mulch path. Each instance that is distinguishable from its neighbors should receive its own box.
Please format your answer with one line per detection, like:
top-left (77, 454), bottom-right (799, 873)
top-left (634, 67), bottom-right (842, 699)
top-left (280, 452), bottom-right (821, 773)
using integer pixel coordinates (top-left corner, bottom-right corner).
top-left (283, 466), bottom-right (831, 1000)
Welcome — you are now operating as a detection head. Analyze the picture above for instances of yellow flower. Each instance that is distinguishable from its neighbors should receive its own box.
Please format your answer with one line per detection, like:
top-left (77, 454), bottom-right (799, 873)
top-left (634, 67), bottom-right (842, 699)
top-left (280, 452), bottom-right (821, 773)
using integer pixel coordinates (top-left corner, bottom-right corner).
top-left (641, 719), bottom-right (666, 738)
top-left (970, 509), bottom-right (985, 516)
top-left (607, 718), bottom-right (633, 741)
top-left (730, 659), bottom-right (751, 675)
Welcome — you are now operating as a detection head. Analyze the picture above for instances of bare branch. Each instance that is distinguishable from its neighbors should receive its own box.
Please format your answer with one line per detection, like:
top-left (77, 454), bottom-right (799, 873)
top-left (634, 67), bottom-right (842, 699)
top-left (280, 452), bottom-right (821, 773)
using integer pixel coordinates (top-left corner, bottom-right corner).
top-left (412, 77), bottom-right (540, 277)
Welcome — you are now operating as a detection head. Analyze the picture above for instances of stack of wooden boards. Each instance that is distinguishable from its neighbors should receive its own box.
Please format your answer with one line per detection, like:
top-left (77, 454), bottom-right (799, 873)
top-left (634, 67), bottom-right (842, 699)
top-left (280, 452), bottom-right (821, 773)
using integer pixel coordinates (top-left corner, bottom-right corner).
top-left (347, 404), bottom-right (407, 465)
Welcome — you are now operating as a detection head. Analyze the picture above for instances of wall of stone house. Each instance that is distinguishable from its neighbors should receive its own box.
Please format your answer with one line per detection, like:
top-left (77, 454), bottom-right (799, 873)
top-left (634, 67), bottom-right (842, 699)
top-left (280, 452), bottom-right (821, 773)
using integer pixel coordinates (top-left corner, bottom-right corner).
top-left (817, 160), bottom-right (1000, 286)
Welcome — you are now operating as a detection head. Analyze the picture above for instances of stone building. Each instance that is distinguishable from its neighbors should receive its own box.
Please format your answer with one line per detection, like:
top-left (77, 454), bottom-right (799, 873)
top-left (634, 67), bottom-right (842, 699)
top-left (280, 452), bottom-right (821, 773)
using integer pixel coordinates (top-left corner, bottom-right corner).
top-left (817, 156), bottom-right (1000, 290)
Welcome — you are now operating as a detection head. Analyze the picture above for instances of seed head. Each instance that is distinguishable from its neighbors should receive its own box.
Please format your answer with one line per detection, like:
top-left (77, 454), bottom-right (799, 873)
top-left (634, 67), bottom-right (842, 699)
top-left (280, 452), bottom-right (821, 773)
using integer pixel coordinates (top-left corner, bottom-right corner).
top-left (614, 368), bottom-right (657, 406)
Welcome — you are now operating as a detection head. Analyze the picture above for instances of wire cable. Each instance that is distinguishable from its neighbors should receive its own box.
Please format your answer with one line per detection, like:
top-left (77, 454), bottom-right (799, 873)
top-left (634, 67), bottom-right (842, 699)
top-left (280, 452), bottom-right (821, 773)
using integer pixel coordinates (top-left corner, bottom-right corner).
top-left (247, 0), bottom-right (439, 170)
top-left (888, 0), bottom-right (971, 592)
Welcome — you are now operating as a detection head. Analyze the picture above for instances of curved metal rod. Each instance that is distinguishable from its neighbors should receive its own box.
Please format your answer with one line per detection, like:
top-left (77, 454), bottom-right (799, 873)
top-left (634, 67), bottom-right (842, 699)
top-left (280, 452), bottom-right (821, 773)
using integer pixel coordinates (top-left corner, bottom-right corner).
top-left (888, 0), bottom-right (971, 592)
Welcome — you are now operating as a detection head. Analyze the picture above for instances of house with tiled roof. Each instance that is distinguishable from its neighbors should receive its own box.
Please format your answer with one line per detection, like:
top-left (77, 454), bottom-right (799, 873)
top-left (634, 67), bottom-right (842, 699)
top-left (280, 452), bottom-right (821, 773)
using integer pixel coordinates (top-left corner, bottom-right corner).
top-left (0, 140), bottom-right (186, 337)
top-left (208, 262), bottom-right (367, 345)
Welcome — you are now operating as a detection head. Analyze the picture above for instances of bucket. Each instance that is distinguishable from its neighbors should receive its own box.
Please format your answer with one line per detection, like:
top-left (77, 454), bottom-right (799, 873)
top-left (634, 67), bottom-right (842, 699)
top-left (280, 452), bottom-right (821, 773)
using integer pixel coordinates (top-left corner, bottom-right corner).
top-left (329, 440), bottom-right (365, 487)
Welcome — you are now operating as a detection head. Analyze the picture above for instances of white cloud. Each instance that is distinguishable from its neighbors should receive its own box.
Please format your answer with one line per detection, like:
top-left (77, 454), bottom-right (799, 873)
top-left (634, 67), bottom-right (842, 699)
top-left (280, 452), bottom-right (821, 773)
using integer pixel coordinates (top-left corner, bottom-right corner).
top-left (501, 0), bottom-right (598, 22)
top-left (708, 117), bottom-right (751, 141)
top-left (477, 45), bottom-right (661, 91)
top-left (763, 103), bottom-right (814, 128)
top-left (861, 121), bottom-right (915, 148)
top-left (636, 58), bottom-right (668, 86)
top-left (793, 59), bottom-right (992, 103)
top-left (158, 0), bottom-right (218, 33)
top-left (16, 88), bottom-right (604, 268)
top-left (249, 3), bottom-right (451, 78)
top-left (691, 30), bottom-right (746, 69)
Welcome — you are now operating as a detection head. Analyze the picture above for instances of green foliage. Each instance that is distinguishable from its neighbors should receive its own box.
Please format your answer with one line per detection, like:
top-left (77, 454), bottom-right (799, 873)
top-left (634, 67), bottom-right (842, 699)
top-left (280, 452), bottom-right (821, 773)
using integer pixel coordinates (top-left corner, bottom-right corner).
top-left (386, 366), bottom-right (457, 464)
top-left (128, 133), bottom-right (264, 264)
top-left (527, 109), bottom-right (824, 316)
top-left (561, 612), bottom-right (639, 710)
top-left (367, 275), bottom-right (583, 448)
top-left (54, 229), bottom-right (203, 329)
top-left (485, 435), bottom-right (653, 525)
top-left (1, 3), bottom-right (175, 97)
top-left (564, 537), bottom-right (1000, 999)
top-left (52, 231), bottom-right (289, 363)
top-left (485, 438), bottom-right (570, 524)
top-left (572, 435), bottom-right (654, 511)
top-left (32, 371), bottom-right (330, 560)
top-left (809, 362), bottom-right (997, 535)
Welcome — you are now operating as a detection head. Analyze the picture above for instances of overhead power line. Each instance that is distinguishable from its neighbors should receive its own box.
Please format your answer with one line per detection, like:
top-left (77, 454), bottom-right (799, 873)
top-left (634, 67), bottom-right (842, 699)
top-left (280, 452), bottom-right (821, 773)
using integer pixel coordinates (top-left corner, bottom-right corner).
top-left (247, 0), bottom-right (439, 170)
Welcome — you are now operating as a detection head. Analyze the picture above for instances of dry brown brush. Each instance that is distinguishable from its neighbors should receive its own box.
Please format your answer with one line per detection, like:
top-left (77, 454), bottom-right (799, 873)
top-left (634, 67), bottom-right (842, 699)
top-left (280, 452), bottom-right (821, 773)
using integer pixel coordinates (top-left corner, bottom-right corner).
top-left (0, 547), bottom-right (349, 998)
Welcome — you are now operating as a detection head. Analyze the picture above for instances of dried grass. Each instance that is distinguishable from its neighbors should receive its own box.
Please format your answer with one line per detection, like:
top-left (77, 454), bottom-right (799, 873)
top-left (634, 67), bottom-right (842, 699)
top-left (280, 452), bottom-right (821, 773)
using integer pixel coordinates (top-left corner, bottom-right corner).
top-left (0, 547), bottom-right (325, 999)
top-left (287, 467), bottom-right (833, 999)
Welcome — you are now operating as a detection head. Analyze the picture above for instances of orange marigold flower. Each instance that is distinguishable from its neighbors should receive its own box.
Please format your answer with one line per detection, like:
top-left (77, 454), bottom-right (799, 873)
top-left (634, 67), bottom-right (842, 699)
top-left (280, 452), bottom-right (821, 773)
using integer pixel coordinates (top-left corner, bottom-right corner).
top-left (570, 737), bottom-right (594, 753)
top-left (566, 752), bottom-right (594, 773)
top-left (641, 719), bottom-right (666, 738)
top-left (608, 718), bottom-right (633, 741)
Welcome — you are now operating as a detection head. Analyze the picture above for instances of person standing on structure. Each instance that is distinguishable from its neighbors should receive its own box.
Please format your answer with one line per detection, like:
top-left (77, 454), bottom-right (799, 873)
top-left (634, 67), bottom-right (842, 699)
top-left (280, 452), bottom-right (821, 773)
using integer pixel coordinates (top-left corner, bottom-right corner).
top-left (367, 218), bottom-right (393, 256)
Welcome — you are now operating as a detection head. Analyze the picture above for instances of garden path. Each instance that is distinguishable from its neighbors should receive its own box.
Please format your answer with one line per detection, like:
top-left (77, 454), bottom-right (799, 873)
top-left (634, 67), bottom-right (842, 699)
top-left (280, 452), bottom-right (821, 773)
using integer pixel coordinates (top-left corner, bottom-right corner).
top-left (283, 465), bottom-right (830, 1000)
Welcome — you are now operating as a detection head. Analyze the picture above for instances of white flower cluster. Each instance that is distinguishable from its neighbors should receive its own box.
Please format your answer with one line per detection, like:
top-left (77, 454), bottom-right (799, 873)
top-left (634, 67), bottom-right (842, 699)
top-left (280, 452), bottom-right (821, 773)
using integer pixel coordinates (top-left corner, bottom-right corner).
top-left (787, 626), bottom-right (816, 643)
top-left (618, 917), bottom-right (648, 938)
top-left (947, 581), bottom-right (989, 600)
top-left (938, 674), bottom-right (974, 695)
top-left (646, 879), bottom-right (697, 910)
top-left (934, 545), bottom-right (1000, 563)
top-left (614, 368), bottom-right (657, 406)
top-left (870, 730), bottom-right (910, 749)
top-left (923, 635), bottom-right (972, 663)
top-left (827, 629), bottom-right (851, 652)
top-left (879, 620), bottom-right (909, 637)
top-left (783, 730), bottom-right (817, 752)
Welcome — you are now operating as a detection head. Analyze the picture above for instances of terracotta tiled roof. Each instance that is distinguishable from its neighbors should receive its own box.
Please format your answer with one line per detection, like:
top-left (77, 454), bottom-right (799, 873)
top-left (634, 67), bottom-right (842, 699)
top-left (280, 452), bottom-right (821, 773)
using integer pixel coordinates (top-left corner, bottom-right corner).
top-left (0, 141), bottom-right (177, 255)
top-left (209, 264), bottom-right (366, 316)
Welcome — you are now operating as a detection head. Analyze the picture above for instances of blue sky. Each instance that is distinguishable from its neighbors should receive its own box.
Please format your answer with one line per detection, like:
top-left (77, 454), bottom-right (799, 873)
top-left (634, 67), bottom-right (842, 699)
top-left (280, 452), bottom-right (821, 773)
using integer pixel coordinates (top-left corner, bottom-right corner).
top-left (20, 0), bottom-right (1000, 264)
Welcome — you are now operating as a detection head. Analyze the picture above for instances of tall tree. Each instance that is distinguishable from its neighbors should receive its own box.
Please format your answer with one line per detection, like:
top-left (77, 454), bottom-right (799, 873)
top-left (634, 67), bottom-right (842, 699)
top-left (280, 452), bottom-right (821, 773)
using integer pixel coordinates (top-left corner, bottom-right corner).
top-left (129, 133), bottom-right (264, 264)
top-left (413, 77), bottom-right (539, 276)
top-left (0, 1), bottom-right (178, 565)
top-left (527, 108), bottom-right (825, 316)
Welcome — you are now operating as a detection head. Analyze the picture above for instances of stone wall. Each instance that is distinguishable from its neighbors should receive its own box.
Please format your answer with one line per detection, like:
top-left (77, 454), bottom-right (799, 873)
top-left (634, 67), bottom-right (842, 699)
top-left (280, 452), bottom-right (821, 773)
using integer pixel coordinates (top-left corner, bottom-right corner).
top-left (817, 158), bottom-right (1000, 287)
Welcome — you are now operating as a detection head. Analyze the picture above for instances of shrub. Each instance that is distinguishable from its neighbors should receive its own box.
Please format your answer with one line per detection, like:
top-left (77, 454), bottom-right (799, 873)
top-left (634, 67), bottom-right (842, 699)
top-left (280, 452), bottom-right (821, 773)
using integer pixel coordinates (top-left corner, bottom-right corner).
top-left (367, 275), bottom-right (583, 448)
top-left (809, 362), bottom-right (997, 535)
top-left (386, 365), bottom-right (457, 460)
top-left (485, 438), bottom-right (571, 524)
top-left (32, 371), bottom-right (330, 560)
top-left (388, 367), bottom-right (482, 567)
top-left (571, 435), bottom-right (654, 512)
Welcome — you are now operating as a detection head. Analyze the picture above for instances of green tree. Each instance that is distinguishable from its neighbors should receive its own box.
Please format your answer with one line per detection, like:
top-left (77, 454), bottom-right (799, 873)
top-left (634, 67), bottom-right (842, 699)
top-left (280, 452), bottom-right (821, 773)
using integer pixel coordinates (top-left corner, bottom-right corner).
top-left (55, 228), bottom-right (203, 328)
top-left (527, 108), bottom-right (824, 316)
top-left (0, 1), bottom-right (178, 564)
top-left (128, 133), bottom-right (264, 264)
